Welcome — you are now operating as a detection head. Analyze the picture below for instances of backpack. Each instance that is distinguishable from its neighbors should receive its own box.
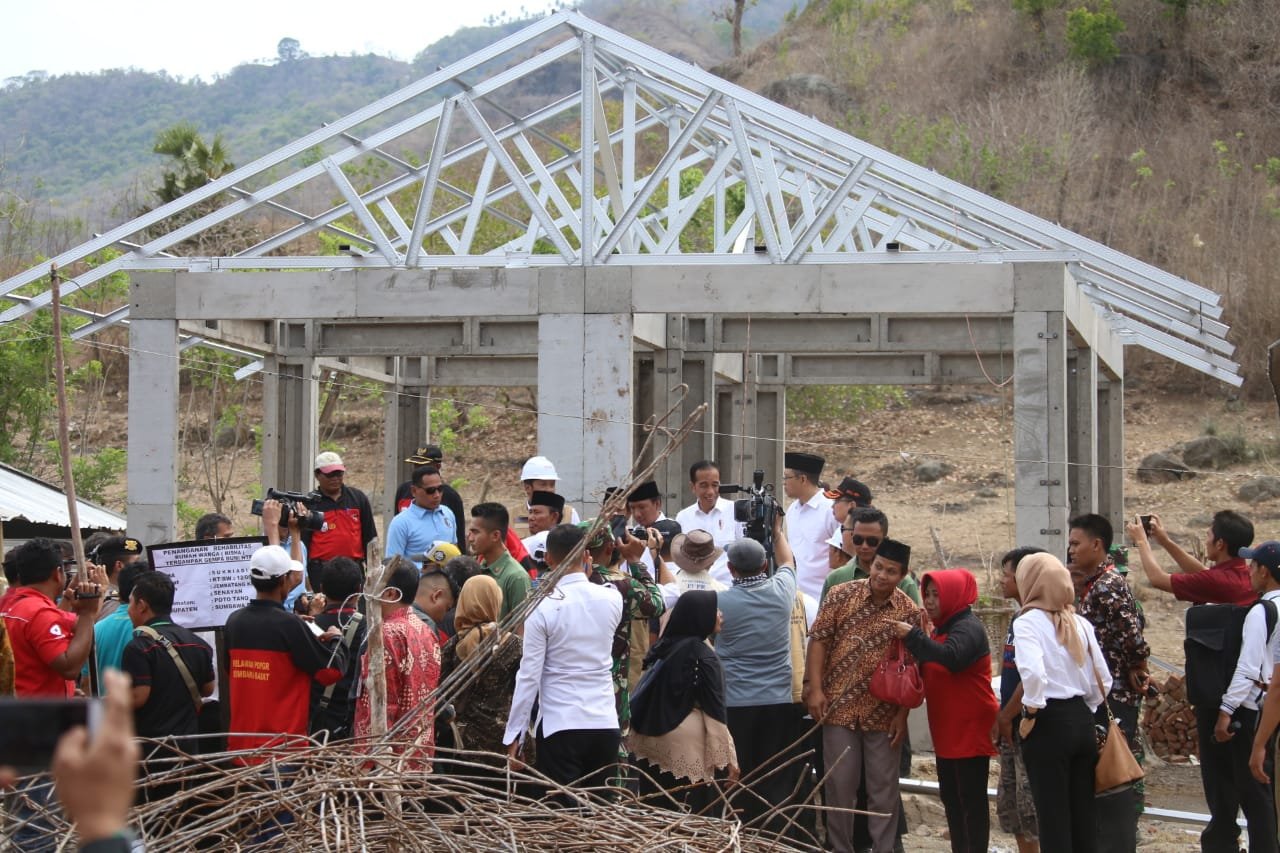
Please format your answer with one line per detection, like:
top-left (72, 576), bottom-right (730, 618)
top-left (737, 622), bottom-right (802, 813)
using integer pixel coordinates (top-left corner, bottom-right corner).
top-left (1183, 598), bottom-right (1278, 710)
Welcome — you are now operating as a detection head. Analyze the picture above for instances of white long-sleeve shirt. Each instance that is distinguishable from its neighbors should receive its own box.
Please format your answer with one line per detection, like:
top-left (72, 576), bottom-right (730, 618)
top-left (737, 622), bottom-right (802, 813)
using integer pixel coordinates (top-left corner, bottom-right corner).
top-left (1013, 608), bottom-right (1111, 711)
top-left (786, 491), bottom-right (838, 600)
top-left (502, 570), bottom-right (623, 745)
top-left (1221, 590), bottom-right (1280, 714)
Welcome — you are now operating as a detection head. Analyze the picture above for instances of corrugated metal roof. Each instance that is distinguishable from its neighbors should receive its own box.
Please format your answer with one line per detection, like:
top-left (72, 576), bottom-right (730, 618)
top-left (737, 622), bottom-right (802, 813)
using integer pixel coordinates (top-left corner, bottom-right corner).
top-left (0, 462), bottom-right (126, 531)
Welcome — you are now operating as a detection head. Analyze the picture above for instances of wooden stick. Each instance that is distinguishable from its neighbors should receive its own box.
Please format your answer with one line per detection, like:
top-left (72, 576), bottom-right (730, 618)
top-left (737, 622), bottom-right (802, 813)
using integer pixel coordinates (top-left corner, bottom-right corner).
top-left (50, 263), bottom-right (86, 569)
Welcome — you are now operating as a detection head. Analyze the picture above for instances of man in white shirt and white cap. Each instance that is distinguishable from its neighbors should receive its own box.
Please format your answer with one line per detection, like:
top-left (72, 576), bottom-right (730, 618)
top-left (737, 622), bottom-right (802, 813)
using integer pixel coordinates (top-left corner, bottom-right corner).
top-left (783, 451), bottom-right (838, 601)
top-left (674, 460), bottom-right (743, 585)
top-left (520, 456), bottom-right (581, 523)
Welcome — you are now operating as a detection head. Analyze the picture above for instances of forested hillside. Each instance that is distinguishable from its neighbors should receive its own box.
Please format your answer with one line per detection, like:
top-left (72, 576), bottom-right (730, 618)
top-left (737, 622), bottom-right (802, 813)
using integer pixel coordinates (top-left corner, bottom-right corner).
top-left (0, 0), bottom-right (794, 210)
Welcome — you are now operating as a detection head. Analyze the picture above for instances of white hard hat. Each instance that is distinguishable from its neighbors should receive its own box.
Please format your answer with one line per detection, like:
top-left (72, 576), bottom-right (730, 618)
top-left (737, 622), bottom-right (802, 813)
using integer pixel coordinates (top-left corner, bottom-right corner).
top-left (520, 455), bottom-right (559, 481)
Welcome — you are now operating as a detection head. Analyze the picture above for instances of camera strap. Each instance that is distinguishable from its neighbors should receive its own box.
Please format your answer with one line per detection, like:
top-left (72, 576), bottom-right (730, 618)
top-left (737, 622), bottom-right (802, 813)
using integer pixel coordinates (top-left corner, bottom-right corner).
top-left (135, 625), bottom-right (203, 712)
top-left (318, 611), bottom-right (364, 713)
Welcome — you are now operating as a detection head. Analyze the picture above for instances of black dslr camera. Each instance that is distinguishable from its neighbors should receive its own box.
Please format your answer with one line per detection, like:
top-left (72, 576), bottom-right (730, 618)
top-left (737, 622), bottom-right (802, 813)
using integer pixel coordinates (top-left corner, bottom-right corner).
top-left (720, 469), bottom-right (782, 566)
top-left (251, 488), bottom-right (326, 531)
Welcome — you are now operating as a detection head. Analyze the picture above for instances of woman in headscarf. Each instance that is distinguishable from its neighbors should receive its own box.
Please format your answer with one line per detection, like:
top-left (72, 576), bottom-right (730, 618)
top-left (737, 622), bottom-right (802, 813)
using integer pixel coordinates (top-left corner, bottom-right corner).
top-left (438, 575), bottom-right (523, 758)
top-left (628, 590), bottom-right (738, 812)
top-left (892, 568), bottom-right (998, 853)
top-left (1012, 552), bottom-right (1111, 853)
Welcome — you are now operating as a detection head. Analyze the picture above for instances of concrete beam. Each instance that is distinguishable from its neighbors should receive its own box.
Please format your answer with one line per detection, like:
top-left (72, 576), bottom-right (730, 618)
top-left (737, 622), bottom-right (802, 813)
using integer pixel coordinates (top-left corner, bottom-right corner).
top-left (1097, 376), bottom-right (1125, 534)
top-left (161, 261), bottom-right (1030, 321)
top-left (1067, 347), bottom-right (1098, 516)
top-left (127, 318), bottom-right (179, 544)
top-left (261, 356), bottom-right (319, 494)
top-left (383, 366), bottom-right (430, 531)
top-left (1063, 268), bottom-right (1123, 380)
top-left (1013, 310), bottom-right (1069, 555)
top-left (537, 313), bottom-right (633, 517)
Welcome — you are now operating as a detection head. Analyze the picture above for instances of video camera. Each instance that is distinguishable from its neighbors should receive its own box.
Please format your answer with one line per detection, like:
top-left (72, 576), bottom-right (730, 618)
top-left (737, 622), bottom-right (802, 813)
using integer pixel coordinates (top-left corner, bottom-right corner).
top-left (251, 488), bottom-right (326, 532)
top-left (719, 469), bottom-right (782, 567)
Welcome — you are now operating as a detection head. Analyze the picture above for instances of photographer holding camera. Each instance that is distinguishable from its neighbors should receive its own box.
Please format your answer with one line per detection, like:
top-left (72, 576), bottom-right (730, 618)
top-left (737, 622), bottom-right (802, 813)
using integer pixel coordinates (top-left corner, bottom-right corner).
top-left (301, 452), bottom-right (376, 588)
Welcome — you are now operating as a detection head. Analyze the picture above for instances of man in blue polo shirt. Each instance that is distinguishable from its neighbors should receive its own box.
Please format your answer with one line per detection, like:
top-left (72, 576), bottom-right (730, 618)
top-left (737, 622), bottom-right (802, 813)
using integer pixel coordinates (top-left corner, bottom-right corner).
top-left (386, 465), bottom-right (457, 565)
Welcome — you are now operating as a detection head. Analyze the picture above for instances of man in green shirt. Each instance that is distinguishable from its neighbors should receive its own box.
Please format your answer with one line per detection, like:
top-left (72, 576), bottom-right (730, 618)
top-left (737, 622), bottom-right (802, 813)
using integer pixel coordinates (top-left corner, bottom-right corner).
top-left (466, 502), bottom-right (531, 619)
top-left (820, 507), bottom-right (920, 605)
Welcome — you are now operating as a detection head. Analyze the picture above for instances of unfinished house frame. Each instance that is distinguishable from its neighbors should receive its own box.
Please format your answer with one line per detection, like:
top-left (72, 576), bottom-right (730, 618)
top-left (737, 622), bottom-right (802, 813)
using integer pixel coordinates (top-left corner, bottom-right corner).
top-left (0, 12), bottom-right (1238, 554)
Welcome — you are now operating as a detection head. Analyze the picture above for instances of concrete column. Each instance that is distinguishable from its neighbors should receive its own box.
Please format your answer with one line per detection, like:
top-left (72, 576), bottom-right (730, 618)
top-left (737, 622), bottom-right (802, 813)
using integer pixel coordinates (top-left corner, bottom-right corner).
top-left (753, 354), bottom-right (787, 486)
top-left (538, 312), bottom-right (632, 518)
top-left (383, 356), bottom-right (430, 529)
top-left (127, 318), bottom-right (179, 543)
top-left (1096, 374), bottom-right (1125, 534)
top-left (261, 355), bottom-right (319, 494)
top-left (1013, 310), bottom-right (1069, 555)
top-left (1067, 345), bottom-right (1098, 516)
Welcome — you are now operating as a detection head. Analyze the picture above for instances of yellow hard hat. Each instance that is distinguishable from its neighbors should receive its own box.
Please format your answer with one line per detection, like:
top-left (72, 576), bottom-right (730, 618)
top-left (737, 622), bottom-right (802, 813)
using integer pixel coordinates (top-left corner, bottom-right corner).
top-left (422, 541), bottom-right (461, 569)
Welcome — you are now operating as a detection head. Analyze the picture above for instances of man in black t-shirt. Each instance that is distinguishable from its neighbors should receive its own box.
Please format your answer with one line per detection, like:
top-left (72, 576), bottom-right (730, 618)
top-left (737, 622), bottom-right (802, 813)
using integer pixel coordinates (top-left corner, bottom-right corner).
top-left (310, 557), bottom-right (367, 740)
top-left (121, 572), bottom-right (215, 740)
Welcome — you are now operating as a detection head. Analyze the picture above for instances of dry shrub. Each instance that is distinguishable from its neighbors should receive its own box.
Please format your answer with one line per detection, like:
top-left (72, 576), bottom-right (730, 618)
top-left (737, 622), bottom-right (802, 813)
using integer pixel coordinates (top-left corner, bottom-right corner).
top-left (734, 0), bottom-right (1280, 392)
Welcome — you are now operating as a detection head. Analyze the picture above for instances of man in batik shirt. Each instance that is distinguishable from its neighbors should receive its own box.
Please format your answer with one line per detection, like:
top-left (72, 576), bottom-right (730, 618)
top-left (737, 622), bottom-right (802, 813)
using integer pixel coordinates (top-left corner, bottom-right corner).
top-left (355, 560), bottom-right (441, 769)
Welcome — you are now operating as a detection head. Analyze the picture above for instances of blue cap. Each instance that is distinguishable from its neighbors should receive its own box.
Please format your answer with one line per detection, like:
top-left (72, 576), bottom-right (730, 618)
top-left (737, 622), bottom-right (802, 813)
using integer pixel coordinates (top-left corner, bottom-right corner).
top-left (1240, 540), bottom-right (1280, 570)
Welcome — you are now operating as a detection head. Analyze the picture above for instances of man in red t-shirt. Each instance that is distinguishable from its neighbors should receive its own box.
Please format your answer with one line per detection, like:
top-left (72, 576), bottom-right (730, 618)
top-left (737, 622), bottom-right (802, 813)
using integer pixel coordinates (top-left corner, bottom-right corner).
top-left (1127, 509), bottom-right (1257, 606)
top-left (0, 538), bottom-right (106, 697)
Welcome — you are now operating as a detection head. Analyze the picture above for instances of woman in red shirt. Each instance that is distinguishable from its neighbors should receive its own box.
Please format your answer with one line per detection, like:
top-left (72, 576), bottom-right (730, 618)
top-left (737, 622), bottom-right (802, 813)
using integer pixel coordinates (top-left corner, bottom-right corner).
top-left (894, 568), bottom-right (999, 853)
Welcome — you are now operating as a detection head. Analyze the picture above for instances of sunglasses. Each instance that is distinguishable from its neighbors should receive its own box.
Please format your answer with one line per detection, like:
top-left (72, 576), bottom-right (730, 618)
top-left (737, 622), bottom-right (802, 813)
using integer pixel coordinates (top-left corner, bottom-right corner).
top-left (318, 470), bottom-right (345, 478)
top-left (848, 534), bottom-right (881, 547)
top-left (416, 485), bottom-right (444, 495)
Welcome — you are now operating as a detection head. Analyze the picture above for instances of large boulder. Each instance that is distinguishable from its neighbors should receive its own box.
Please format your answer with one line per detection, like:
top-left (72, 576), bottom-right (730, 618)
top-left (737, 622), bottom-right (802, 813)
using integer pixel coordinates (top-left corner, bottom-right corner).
top-left (760, 74), bottom-right (855, 114)
top-left (1136, 452), bottom-right (1194, 484)
top-left (915, 459), bottom-right (954, 483)
top-left (1182, 436), bottom-right (1234, 470)
top-left (1238, 476), bottom-right (1280, 504)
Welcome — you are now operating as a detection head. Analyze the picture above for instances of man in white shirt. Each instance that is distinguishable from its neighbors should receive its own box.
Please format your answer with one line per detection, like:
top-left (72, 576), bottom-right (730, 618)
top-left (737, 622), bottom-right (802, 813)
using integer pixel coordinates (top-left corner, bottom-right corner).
top-left (1209, 540), bottom-right (1280, 853)
top-left (674, 460), bottom-right (743, 584)
top-left (504, 523), bottom-right (623, 792)
top-left (782, 451), bottom-right (838, 601)
top-left (521, 491), bottom-right (564, 566)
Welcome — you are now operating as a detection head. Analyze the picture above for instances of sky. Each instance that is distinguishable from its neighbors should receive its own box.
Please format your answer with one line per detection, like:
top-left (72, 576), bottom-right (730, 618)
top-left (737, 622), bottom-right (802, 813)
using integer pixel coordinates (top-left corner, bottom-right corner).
top-left (1, 0), bottom-right (562, 81)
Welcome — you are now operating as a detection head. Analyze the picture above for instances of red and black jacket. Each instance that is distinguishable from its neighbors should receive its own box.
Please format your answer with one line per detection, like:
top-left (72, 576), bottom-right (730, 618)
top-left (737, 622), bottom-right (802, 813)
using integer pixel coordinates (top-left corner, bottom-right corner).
top-left (302, 484), bottom-right (376, 562)
top-left (224, 599), bottom-right (346, 762)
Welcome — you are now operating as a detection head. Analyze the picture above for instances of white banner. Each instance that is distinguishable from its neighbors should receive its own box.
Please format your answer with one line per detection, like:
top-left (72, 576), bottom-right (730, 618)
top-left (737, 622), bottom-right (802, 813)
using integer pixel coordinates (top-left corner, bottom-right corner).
top-left (146, 537), bottom-right (266, 630)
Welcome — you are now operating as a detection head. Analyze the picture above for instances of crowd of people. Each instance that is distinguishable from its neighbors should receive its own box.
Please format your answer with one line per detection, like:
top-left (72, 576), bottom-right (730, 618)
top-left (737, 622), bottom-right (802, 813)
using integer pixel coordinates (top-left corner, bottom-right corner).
top-left (3, 443), bottom-right (1280, 853)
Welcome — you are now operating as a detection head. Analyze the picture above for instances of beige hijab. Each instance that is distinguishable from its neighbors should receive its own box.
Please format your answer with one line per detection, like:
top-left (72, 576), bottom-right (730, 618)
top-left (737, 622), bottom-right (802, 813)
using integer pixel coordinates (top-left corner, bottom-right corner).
top-left (454, 575), bottom-right (505, 662)
top-left (1016, 552), bottom-right (1085, 665)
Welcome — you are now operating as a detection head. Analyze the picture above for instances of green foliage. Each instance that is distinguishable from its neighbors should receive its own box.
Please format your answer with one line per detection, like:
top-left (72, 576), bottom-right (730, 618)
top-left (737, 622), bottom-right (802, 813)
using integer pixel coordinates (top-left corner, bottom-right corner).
top-left (1065, 2), bottom-right (1124, 68)
top-left (176, 499), bottom-right (205, 537)
top-left (0, 314), bottom-right (56, 465)
top-left (152, 122), bottom-right (236, 204)
top-left (428, 397), bottom-right (495, 455)
top-left (786, 385), bottom-right (907, 422)
top-left (69, 447), bottom-right (126, 504)
top-left (1011, 0), bottom-right (1064, 29)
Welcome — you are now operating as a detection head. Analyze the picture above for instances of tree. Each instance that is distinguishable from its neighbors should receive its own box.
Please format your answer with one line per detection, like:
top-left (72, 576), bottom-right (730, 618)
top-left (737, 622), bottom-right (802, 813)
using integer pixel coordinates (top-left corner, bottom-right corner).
top-left (714, 0), bottom-right (759, 56)
top-left (152, 122), bottom-right (235, 204)
top-left (1012, 0), bottom-right (1065, 35)
top-left (1066, 1), bottom-right (1124, 67)
top-left (277, 37), bottom-right (306, 63)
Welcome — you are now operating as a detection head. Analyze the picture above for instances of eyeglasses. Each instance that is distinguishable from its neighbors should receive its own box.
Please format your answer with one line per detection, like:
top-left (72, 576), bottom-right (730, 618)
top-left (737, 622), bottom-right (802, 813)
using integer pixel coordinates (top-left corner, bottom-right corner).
top-left (416, 484), bottom-right (444, 495)
top-left (849, 534), bottom-right (881, 547)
